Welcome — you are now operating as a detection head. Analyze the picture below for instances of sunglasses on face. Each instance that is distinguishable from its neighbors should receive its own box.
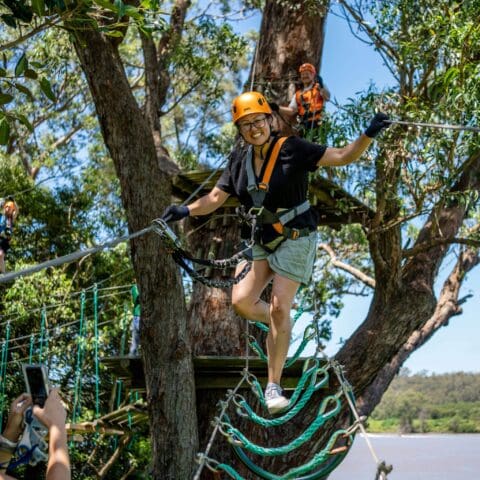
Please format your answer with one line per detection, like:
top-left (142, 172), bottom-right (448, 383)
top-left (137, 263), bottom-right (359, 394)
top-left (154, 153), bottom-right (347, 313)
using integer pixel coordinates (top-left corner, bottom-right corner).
top-left (238, 116), bottom-right (267, 132)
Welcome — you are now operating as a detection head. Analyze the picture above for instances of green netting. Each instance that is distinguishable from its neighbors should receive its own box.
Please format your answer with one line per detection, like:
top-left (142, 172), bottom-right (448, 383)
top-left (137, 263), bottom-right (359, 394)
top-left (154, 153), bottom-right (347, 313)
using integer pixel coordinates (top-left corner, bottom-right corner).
top-left (235, 364), bottom-right (329, 427)
top-left (221, 395), bottom-right (342, 456)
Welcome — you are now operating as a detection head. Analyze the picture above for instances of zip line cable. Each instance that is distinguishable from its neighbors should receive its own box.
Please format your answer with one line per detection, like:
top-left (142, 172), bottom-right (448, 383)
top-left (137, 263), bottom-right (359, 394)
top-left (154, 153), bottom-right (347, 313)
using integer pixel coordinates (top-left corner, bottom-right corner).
top-left (0, 225), bottom-right (153, 284)
top-left (385, 119), bottom-right (479, 133)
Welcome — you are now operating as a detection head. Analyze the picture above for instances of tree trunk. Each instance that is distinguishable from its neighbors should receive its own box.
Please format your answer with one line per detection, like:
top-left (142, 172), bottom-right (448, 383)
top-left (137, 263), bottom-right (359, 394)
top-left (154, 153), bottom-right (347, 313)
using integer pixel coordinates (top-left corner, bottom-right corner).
top-left (251, 0), bottom-right (330, 138)
top-left (70, 27), bottom-right (198, 479)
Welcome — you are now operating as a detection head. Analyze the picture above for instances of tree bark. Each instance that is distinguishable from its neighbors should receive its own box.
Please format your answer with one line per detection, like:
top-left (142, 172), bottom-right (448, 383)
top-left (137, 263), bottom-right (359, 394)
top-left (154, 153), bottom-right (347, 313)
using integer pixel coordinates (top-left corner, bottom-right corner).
top-left (70, 27), bottom-right (197, 479)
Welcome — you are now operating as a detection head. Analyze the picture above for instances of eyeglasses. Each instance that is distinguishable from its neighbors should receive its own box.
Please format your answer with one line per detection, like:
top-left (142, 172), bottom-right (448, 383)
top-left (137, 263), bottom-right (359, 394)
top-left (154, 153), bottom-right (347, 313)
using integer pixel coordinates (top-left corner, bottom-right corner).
top-left (238, 116), bottom-right (267, 132)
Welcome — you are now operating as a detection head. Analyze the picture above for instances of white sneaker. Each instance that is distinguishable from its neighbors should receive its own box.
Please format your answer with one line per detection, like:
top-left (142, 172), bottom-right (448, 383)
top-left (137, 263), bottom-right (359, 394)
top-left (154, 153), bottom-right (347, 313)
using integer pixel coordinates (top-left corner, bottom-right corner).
top-left (265, 383), bottom-right (289, 414)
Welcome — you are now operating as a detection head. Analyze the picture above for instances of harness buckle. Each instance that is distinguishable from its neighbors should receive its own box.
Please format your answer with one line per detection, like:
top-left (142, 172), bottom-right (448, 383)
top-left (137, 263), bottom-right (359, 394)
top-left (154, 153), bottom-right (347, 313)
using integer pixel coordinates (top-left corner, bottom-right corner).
top-left (258, 182), bottom-right (269, 192)
top-left (248, 206), bottom-right (263, 217)
top-left (291, 228), bottom-right (300, 240)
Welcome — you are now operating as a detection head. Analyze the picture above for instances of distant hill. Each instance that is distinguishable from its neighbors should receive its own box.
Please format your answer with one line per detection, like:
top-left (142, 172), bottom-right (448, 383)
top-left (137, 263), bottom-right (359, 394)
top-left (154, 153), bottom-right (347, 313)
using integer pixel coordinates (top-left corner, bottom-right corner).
top-left (368, 369), bottom-right (480, 433)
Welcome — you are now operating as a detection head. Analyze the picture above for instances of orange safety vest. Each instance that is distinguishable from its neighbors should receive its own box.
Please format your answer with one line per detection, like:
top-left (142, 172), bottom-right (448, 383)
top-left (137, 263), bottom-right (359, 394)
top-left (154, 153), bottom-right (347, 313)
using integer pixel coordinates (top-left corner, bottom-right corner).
top-left (295, 83), bottom-right (324, 123)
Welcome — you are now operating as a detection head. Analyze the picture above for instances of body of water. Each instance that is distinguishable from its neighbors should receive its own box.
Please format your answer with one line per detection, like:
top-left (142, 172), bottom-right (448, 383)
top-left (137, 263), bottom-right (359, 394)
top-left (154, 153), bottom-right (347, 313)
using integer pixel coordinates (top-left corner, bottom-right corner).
top-left (328, 433), bottom-right (480, 480)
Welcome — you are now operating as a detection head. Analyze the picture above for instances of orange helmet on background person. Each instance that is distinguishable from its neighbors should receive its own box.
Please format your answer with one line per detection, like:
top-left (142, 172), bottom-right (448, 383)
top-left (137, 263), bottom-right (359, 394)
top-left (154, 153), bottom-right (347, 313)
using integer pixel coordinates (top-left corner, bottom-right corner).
top-left (299, 63), bottom-right (316, 75)
top-left (231, 91), bottom-right (272, 124)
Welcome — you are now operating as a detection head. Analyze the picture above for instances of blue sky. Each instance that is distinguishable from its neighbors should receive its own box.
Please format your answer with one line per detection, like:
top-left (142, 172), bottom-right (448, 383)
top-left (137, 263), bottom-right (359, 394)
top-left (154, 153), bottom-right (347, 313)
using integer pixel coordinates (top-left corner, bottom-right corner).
top-left (283, 9), bottom-right (479, 374)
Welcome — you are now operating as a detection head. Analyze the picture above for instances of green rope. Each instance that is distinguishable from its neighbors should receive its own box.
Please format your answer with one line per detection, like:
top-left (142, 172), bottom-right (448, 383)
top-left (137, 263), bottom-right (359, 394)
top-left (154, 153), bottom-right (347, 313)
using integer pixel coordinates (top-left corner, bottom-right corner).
top-left (230, 428), bottom-right (352, 479)
top-left (251, 321), bottom-right (269, 332)
top-left (250, 303), bottom-right (306, 335)
top-left (93, 284), bottom-right (100, 419)
top-left (249, 324), bottom-right (317, 368)
top-left (245, 359), bottom-right (321, 411)
top-left (221, 394), bottom-right (342, 456)
top-left (120, 304), bottom-right (128, 356)
top-left (112, 379), bottom-right (123, 450)
top-left (0, 322), bottom-right (11, 426)
top-left (28, 333), bottom-right (35, 363)
top-left (72, 291), bottom-right (86, 424)
top-left (128, 391), bottom-right (134, 428)
top-left (38, 306), bottom-right (47, 363)
top-left (234, 366), bottom-right (329, 427)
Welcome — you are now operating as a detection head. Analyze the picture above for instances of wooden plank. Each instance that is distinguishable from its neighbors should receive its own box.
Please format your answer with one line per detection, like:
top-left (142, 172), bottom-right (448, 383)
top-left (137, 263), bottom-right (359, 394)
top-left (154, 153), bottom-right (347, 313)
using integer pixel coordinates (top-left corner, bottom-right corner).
top-left (102, 356), bottom-right (324, 390)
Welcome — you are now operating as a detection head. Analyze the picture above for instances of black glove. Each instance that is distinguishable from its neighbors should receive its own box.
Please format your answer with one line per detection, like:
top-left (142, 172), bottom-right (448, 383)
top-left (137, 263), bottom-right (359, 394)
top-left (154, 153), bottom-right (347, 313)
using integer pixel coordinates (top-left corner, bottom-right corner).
top-left (364, 112), bottom-right (390, 138)
top-left (269, 102), bottom-right (279, 112)
top-left (162, 205), bottom-right (190, 223)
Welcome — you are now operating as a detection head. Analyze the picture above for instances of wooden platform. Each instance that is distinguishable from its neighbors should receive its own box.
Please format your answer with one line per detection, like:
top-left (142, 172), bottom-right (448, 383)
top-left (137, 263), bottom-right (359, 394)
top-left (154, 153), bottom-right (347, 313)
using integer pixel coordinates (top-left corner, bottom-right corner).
top-left (102, 356), bottom-right (323, 390)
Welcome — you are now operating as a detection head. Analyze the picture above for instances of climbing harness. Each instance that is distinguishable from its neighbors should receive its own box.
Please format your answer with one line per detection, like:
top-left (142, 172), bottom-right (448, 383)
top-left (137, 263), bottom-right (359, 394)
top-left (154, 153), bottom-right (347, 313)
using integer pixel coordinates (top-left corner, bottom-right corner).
top-left (244, 136), bottom-right (313, 251)
top-left (296, 83), bottom-right (324, 126)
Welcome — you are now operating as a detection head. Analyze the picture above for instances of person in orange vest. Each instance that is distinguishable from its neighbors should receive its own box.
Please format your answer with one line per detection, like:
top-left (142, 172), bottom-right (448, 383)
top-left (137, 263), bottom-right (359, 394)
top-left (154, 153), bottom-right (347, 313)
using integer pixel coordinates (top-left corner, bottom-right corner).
top-left (162, 92), bottom-right (389, 414)
top-left (275, 63), bottom-right (330, 137)
top-left (0, 197), bottom-right (18, 274)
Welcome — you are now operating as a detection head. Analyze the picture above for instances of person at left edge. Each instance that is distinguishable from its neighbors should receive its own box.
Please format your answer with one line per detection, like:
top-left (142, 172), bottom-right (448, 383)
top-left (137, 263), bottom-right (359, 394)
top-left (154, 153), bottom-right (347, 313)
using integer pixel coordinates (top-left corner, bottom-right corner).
top-left (162, 91), bottom-right (389, 414)
top-left (0, 197), bottom-right (19, 274)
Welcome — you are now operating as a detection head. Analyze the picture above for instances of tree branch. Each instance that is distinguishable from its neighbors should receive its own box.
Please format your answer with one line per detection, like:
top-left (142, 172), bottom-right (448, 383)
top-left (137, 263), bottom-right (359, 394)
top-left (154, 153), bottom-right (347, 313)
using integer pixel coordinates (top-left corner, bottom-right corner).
top-left (156, 0), bottom-right (192, 110)
top-left (337, 0), bottom-right (399, 64)
top-left (357, 248), bottom-right (479, 414)
top-left (318, 243), bottom-right (376, 288)
top-left (0, 18), bottom-right (61, 51)
top-left (402, 151), bottom-right (480, 286)
top-left (403, 237), bottom-right (480, 258)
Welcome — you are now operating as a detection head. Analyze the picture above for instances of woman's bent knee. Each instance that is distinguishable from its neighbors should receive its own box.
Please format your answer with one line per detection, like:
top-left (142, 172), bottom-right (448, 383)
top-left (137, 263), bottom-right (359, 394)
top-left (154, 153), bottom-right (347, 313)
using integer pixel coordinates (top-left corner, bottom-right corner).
top-left (232, 296), bottom-right (252, 318)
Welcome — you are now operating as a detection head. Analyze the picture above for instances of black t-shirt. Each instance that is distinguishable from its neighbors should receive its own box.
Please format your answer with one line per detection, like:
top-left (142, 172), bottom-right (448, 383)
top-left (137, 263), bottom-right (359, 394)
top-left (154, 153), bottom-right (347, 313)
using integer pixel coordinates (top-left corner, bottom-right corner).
top-left (216, 136), bottom-right (327, 239)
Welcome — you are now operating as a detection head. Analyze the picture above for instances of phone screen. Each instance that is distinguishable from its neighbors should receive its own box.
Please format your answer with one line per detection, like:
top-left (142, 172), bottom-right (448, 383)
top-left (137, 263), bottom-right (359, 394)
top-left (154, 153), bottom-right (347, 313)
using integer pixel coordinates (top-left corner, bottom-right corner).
top-left (25, 366), bottom-right (48, 407)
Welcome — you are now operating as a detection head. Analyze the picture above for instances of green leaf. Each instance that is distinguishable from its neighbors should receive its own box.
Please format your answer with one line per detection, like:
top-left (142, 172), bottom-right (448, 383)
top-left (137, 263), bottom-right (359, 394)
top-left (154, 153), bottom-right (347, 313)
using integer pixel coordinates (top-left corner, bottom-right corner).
top-left (13, 82), bottom-right (35, 100)
top-left (0, 93), bottom-right (14, 105)
top-left (0, 68), bottom-right (6, 77)
top-left (93, 0), bottom-right (118, 13)
top-left (14, 53), bottom-right (27, 76)
top-left (24, 68), bottom-right (38, 79)
top-left (103, 29), bottom-right (124, 37)
top-left (114, 0), bottom-right (125, 17)
top-left (1, 14), bottom-right (17, 28)
top-left (0, 118), bottom-right (10, 145)
top-left (123, 5), bottom-right (142, 20)
top-left (39, 77), bottom-right (56, 102)
top-left (16, 114), bottom-right (34, 132)
top-left (31, 0), bottom-right (46, 16)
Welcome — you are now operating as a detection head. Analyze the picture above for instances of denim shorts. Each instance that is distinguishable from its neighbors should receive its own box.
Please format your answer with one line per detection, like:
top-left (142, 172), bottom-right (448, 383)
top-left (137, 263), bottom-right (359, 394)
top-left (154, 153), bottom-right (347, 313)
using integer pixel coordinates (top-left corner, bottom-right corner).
top-left (252, 232), bottom-right (317, 285)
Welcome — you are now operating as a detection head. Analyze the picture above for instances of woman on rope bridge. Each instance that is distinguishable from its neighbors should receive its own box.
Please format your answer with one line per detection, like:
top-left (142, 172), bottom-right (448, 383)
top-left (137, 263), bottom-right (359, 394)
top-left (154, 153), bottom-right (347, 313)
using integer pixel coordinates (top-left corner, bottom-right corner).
top-left (162, 91), bottom-right (389, 414)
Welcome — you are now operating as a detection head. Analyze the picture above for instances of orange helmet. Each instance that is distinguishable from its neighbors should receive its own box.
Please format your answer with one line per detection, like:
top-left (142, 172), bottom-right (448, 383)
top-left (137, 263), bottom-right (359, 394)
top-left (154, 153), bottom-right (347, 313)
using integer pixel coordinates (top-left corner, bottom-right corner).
top-left (231, 91), bottom-right (272, 124)
top-left (299, 63), bottom-right (316, 75)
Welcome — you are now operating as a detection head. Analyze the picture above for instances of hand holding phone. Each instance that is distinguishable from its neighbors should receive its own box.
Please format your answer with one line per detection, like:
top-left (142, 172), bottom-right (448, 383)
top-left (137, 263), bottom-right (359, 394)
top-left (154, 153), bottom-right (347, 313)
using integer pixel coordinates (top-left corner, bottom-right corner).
top-left (22, 364), bottom-right (50, 408)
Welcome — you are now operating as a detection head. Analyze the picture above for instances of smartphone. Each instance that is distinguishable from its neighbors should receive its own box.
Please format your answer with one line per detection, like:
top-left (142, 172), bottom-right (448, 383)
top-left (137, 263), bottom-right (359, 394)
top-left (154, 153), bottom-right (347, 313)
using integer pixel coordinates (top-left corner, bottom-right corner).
top-left (22, 364), bottom-right (49, 407)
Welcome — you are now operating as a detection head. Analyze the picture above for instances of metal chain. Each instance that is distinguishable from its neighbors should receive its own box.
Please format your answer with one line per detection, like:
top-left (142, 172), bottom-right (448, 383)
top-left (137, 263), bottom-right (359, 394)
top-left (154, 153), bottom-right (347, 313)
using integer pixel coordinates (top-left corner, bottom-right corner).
top-left (152, 218), bottom-right (254, 288)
